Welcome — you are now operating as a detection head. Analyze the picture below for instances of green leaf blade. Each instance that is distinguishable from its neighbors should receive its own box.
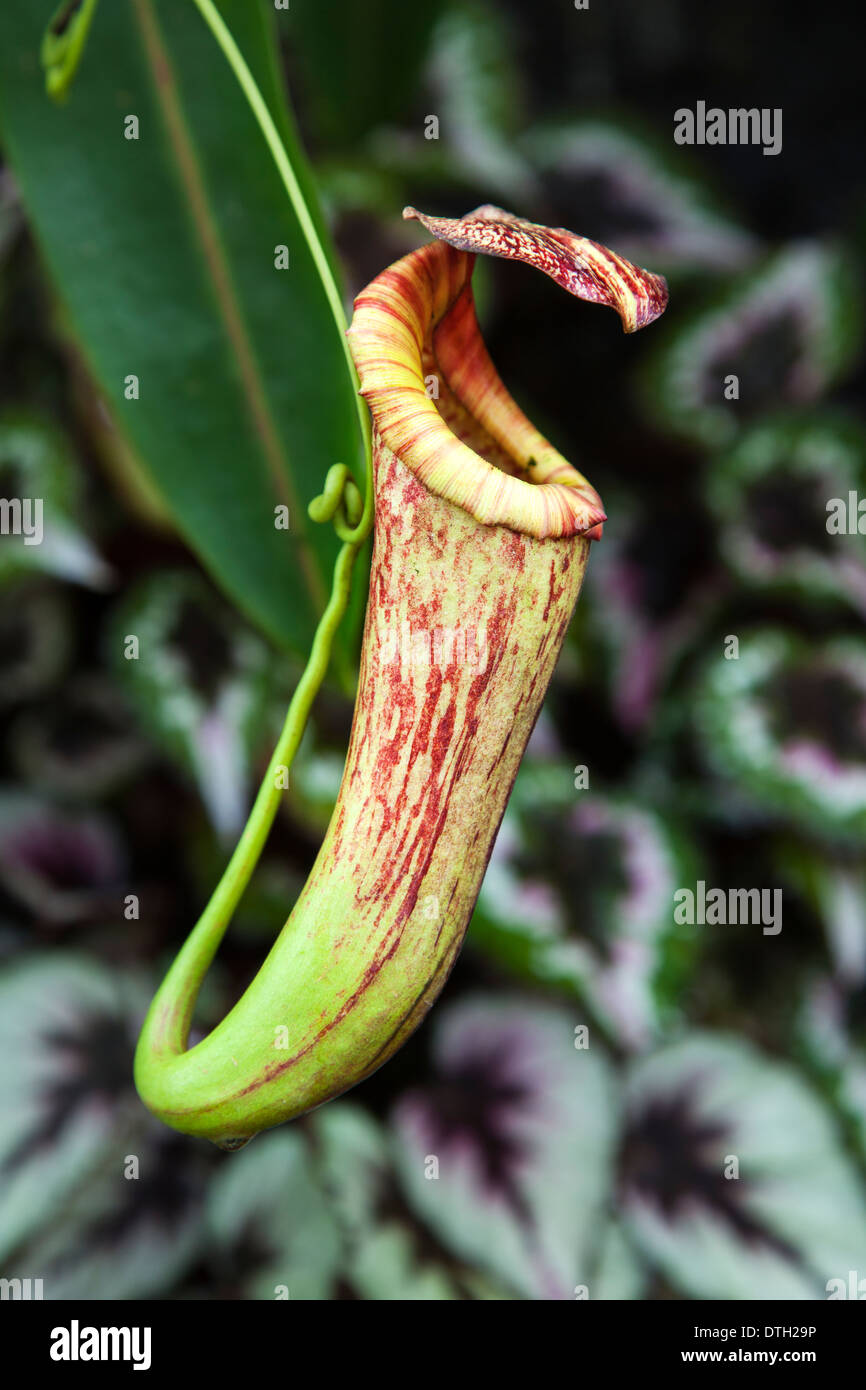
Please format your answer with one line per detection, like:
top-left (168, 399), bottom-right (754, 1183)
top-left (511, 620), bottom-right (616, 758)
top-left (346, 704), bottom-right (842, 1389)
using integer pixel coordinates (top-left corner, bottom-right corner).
top-left (0, 0), bottom-right (366, 657)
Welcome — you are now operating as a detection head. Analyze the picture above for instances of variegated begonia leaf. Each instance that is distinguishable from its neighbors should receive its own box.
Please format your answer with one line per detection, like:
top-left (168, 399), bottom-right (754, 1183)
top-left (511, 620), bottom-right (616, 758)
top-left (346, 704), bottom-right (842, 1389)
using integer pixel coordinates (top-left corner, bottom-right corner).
top-left (573, 483), bottom-right (723, 731)
top-left (593, 1220), bottom-right (648, 1301)
top-left (797, 974), bottom-right (866, 1163)
top-left (9, 675), bottom-right (146, 801)
top-left (0, 954), bottom-right (143, 1260)
top-left (424, 0), bottom-right (537, 203)
top-left (310, 1104), bottom-right (388, 1247)
top-left (0, 793), bottom-right (125, 924)
top-left (311, 1103), bottom-right (510, 1300)
top-left (523, 119), bottom-right (758, 274)
top-left (692, 629), bottom-right (866, 844)
top-left (0, 412), bottom-right (111, 590)
top-left (619, 1032), bottom-right (866, 1299)
top-left (8, 1127), bottom-right (207, 1300)
top-left (0, 582), bottom-right (71, 710)
top-left (706, 414), bottom-right (866, 616)
top-left (779, 845), bottom-right (866, 988)
top-left (644, 243), bottom-right (861, 447)
top-left (474, 764), bottom-right (697, 1050)
top-left (108, 572), bottom-right (277, 838)
top-left (788, 850), bottom-right (866, 1160)
top-left (206, 1129), bottom-right (341, 1301)
top-left (391, 997), bottom-right (619, 1300)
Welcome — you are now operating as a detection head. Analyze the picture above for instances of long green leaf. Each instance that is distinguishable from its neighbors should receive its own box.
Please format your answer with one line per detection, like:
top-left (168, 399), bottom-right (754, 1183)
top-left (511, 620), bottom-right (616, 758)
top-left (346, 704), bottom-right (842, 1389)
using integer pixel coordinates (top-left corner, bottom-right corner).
top-left (0, 0), bottom-right (366, 658)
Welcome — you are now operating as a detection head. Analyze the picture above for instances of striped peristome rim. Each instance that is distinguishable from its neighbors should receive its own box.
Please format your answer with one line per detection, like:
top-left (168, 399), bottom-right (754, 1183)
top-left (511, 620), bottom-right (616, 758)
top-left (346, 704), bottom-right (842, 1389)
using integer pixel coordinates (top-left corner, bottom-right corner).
top-left (348, 206), bottom-right (668, 540)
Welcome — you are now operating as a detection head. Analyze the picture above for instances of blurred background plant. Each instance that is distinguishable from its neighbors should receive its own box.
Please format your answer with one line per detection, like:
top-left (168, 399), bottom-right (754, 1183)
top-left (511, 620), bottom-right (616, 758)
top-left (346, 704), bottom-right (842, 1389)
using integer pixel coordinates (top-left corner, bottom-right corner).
top-left (0, 0), bottom-right (864, 1300)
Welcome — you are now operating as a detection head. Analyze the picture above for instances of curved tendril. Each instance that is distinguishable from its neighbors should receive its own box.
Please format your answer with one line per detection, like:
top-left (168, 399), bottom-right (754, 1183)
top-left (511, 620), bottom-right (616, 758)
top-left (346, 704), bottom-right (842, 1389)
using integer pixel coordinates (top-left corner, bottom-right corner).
top-left (134, 470), bottom-right (372, 1105)
top-left (308, 463), bottom-right (368, 543)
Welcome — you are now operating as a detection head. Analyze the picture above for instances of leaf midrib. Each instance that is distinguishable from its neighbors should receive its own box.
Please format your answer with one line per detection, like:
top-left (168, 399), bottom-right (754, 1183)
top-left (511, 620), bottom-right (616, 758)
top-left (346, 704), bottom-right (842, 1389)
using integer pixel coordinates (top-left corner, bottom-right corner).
top-left (130, 0), bottom-right (327, 615)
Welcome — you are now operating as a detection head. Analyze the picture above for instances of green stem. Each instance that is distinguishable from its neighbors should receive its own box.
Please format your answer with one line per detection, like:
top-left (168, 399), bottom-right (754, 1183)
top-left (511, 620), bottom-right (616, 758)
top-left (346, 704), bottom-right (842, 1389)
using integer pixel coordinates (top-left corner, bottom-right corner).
top-left (142, 536), bottom-right (362, 1054)
top-left (136, 5), bottom-right (374, 1057)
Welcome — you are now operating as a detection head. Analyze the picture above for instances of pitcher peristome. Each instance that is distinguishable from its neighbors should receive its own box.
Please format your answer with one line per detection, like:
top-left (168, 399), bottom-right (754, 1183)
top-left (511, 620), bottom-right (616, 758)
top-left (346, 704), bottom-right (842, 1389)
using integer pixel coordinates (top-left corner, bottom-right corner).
top-left (134, 207), bottom-right (667, 1145)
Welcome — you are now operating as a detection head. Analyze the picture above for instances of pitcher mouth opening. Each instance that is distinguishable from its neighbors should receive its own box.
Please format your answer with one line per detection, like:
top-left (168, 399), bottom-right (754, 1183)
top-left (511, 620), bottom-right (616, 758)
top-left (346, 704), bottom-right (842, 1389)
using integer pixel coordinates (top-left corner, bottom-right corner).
top-left (347, 238), bottom-right (606, 540)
